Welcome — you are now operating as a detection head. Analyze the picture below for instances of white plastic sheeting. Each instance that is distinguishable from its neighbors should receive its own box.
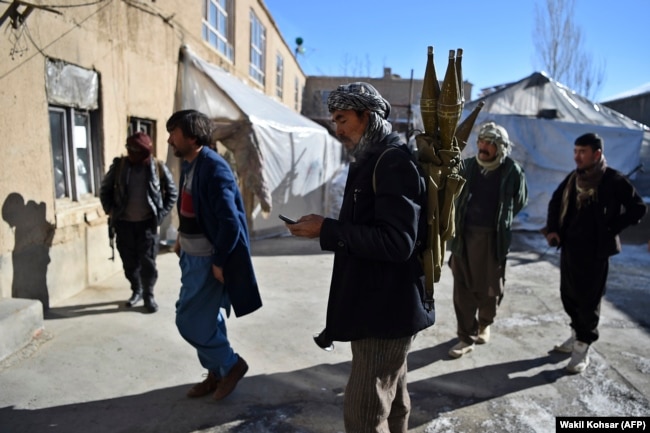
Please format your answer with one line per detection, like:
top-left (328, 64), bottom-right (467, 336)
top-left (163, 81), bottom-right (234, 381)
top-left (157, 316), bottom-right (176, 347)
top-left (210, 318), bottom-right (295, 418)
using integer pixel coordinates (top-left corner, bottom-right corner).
top-left (461, 71), bottom-right (647, 231)
top-left (176, 46), bottom-right (343, 238)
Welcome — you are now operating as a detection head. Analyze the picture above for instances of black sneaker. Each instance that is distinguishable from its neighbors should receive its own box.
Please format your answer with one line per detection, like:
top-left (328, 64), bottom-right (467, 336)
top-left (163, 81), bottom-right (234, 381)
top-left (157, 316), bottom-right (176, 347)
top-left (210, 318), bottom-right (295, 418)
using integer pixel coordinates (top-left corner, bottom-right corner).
top-left (313, 330), bottom-right (334, 351)
top-left (144, 296), bottom-right (158, 313)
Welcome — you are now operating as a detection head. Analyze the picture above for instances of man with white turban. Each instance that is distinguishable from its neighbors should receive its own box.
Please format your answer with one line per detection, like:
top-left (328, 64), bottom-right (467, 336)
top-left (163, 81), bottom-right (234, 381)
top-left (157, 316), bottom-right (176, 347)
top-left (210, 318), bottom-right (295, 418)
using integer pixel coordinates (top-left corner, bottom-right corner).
top-left (448, 122), bottom-right (528, 358)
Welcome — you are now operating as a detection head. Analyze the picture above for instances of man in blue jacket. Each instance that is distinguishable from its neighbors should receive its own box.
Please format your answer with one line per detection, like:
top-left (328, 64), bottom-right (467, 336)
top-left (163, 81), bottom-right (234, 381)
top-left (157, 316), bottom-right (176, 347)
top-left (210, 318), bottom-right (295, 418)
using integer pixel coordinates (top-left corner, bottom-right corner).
top-left (167, 109), bottom-right (262, 401)
top-left (287, 82), bottom-right (435, 433)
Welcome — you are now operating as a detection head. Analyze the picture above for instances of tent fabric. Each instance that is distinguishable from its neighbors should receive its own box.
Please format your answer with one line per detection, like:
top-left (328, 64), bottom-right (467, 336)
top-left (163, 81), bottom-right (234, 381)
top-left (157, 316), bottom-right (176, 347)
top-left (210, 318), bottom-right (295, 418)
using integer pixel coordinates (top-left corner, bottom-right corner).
top-left (461, 71), bottom-right (646, 231)
top-left (176, 45), bottom-right (343, 238)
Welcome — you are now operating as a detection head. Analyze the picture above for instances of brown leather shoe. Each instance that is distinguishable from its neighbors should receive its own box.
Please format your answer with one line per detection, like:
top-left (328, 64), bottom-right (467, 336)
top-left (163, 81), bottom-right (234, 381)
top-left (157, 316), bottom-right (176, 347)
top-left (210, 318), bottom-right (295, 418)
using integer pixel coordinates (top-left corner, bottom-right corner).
top-left (212, 356), bottom-right (248, 401)
top-left (186, 371), bottom-right (219, 398)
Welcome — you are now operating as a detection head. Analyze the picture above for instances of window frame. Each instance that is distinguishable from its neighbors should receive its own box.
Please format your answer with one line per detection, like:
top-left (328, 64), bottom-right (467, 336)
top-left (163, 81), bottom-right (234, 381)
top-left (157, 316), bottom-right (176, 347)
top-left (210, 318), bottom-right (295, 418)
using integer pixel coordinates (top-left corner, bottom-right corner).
top-left (294, 76), bottom-right (300, 111)
top-left (202, 0), bottom-right (234, 62)
top-left (49, 105), bottom-right (100, 201)
top-left (276, 53), bottom-right (284, 99)
top-left (249, 10), bottom-right (266, 85)
top-left (128, 117), bottom-right (155, 146)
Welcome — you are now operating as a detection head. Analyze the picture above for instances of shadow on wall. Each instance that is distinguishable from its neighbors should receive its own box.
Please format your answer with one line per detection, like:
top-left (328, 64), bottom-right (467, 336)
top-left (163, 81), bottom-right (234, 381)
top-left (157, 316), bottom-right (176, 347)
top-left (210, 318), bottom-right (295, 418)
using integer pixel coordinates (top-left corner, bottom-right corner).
top-left (1, 192), bottom-right (55, 310)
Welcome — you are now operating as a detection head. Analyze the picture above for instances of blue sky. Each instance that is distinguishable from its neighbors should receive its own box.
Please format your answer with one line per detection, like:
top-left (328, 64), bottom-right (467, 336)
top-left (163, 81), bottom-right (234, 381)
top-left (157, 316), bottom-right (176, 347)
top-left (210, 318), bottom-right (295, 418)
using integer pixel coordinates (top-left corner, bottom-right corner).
top-left (263, 0), bottom-right (649, 102)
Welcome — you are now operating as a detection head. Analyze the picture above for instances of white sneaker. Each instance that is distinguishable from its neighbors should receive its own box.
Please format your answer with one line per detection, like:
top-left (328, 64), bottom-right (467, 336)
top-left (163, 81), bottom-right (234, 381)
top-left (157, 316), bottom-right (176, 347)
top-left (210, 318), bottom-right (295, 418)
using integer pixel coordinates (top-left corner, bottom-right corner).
top-left (476, 326), bottom-right (490, 344)
top-left (566, 341), bottom-right (590, 374)
top-left (553, 330), bottom-right (575, 353)
top-left (449, 341), bottom-right (475, 358)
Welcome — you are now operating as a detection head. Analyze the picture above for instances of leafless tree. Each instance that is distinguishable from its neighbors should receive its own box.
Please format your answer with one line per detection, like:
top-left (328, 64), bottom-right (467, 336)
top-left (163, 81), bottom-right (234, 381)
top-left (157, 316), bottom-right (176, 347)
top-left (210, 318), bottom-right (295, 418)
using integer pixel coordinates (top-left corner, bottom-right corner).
top-left (338, 54), bottom-right (375, 78)
top-left (533, 0), bottom-right (605, 99)
top-left (340, 53), bottom-right (352, 76)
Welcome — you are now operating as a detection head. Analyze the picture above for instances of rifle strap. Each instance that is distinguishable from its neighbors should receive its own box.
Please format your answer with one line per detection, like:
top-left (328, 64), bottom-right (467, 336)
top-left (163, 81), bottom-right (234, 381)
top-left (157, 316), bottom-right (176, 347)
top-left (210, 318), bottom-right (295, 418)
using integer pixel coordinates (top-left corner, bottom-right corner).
top-left (372, 147), bottom-right (398, 193)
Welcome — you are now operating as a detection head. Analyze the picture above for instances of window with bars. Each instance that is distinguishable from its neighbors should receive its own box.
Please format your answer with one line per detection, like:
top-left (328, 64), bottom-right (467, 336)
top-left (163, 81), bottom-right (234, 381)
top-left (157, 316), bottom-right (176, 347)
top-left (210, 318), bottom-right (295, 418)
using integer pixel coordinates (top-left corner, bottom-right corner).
top-left (128, 117), bottom-right (155, 145)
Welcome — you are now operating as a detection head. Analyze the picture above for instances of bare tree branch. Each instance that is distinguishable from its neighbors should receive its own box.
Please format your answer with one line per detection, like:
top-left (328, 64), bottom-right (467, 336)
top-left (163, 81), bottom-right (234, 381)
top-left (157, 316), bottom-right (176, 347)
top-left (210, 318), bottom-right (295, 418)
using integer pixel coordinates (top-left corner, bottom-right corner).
top-left (533, 0), bottom-right (605, 99)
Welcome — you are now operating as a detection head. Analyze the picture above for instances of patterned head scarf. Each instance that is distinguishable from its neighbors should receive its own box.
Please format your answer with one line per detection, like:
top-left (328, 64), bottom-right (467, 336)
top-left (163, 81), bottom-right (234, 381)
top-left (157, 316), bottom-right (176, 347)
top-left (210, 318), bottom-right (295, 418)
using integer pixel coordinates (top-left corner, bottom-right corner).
top-left (327, 82), bottom-right (392, 158)
top-left (475, 121), bottom-right (512, 172)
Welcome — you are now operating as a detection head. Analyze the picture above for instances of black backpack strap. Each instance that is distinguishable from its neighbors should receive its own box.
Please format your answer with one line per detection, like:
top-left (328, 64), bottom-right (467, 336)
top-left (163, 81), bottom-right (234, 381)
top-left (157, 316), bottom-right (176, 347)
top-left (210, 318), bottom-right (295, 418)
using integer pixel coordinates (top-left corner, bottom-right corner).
top-left (371, 147), bottom-right (400, 193)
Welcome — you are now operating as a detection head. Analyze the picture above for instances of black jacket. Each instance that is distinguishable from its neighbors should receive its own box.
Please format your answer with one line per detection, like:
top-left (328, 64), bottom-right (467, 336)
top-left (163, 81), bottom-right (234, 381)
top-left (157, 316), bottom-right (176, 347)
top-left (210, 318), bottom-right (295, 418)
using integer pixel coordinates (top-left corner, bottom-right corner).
top-left (100, 156), bottom-right (178, 226)
top-left (319, 133), bottom-right (435, 341)
top-left (546, 167), bottom-right (646, 258)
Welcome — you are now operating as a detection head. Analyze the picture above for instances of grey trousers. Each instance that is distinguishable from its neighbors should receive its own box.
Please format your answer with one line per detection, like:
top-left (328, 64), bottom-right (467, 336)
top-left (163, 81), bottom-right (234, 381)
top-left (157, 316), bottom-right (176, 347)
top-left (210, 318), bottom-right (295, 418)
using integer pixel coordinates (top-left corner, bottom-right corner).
top-left (344, 336), bottom-right (413, 433)
top-left (450, 226), bottom-right (504, 343)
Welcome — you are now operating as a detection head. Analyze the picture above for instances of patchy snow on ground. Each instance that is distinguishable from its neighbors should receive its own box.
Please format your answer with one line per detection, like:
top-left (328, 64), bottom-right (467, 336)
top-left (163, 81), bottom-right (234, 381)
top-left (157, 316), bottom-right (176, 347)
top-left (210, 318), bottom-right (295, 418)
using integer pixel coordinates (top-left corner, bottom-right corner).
top-left (424, 415), bottom-right (459, 433)
top-left (574, 356), bottom-right (649, 416)
top-left (497, 312), bottom-right (567, 330)
top-left (621, 351), bottom-right (650, 374)
top-left (416, 232), bottom-right (650, 432)
top-left (485, 398), bottom-right (556, 433)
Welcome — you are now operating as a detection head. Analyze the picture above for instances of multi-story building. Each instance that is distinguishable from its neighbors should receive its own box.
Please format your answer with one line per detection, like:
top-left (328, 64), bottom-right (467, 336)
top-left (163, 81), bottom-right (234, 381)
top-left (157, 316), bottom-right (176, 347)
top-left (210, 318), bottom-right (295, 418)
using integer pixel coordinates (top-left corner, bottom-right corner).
top-left (0, 0), bottom-right (307, 308)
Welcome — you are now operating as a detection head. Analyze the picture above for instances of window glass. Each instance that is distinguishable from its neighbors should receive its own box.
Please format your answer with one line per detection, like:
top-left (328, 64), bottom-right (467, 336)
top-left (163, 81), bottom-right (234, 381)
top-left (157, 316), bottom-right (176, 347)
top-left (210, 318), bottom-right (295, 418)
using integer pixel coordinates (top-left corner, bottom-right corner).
top-left (249, 11), bottom-right (266, 85)
top-left (49, 109), bottom-right (68, 199)
top-left (202, 0), bottom-right (233, 61)
top-left (48, 106), bottom-right (99, 200)
top-left (209, 1), bottom-right (217, 23)
top-left (276, 54), bottom-right (284, 98)
top-left (74, 112), bottom-right (91, 195)
top-left (128, 117), bottom-right (155, 151)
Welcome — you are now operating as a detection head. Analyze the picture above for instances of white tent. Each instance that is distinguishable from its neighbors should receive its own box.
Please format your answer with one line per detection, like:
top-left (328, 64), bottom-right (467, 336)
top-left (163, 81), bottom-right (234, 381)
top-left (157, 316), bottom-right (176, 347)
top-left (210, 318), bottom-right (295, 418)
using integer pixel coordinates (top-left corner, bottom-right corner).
top-left (174, 46), bottom-right (344, 238)
top-left (461, 71), bottom-right (648, 231)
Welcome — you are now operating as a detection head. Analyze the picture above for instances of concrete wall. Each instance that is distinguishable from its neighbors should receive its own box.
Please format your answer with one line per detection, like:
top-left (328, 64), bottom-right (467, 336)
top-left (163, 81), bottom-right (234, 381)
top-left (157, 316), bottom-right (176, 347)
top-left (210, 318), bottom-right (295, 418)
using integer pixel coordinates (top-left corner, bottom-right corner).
top-left (0, 0), bottom-right (304, 306)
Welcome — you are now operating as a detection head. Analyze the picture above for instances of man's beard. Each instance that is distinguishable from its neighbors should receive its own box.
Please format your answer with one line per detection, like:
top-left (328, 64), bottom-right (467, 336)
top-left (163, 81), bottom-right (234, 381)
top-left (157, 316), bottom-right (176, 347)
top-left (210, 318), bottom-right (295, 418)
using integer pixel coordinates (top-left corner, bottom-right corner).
top-left (347, 137), bottom-right (372, 160)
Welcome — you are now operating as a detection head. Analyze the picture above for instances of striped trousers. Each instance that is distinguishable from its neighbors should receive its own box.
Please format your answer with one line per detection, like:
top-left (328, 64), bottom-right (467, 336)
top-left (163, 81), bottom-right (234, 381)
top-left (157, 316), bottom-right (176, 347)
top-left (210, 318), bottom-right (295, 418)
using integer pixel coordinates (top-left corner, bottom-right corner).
top-left (344, 336), bottom-right (414, 433)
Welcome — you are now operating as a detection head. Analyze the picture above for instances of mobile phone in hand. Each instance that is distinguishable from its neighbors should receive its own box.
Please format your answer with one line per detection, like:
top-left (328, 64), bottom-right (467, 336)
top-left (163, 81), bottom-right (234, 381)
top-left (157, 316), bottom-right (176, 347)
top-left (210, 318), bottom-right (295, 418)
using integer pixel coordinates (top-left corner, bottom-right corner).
top-left (279, 214), bottom-right (297, 224)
